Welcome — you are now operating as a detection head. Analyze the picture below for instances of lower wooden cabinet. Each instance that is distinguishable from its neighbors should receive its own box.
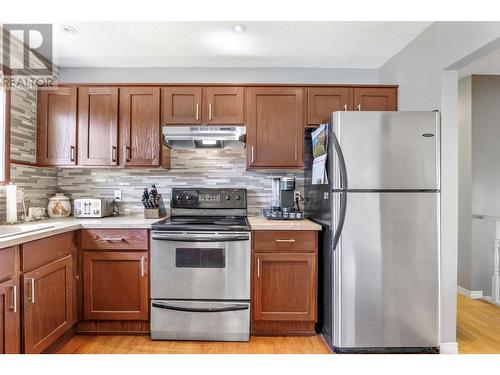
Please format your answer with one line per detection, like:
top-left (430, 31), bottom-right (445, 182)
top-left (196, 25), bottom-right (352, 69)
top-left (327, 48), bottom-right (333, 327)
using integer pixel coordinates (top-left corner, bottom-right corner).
top-left (82, 251), bottom-right (148, 320)
top-left (252, 230), bottom-right (318, 335)
top-left (0, 278), bottom-right (20, 354)
top-left (22, 256), bottom-right (74, 354)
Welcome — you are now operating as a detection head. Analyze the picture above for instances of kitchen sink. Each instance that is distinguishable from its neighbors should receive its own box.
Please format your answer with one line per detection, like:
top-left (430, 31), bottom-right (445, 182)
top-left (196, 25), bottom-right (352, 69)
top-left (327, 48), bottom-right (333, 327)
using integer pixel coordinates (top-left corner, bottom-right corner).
top-left (0, 223), bottom-right (55, 239)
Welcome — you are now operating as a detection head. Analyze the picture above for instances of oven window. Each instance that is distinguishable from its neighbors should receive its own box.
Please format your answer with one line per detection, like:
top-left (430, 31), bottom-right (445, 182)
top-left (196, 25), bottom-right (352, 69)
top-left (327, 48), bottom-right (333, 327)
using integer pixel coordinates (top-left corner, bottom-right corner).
top-left (175, 248), bottom-right (226, 268)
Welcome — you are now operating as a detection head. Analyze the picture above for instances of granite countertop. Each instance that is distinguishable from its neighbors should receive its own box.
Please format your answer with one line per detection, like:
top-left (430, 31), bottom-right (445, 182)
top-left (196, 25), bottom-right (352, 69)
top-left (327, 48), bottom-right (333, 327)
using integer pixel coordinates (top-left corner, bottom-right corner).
top-left (0, 214), bottom-right (166, 249)
top-left (248, 216), bottom-right (322, 231)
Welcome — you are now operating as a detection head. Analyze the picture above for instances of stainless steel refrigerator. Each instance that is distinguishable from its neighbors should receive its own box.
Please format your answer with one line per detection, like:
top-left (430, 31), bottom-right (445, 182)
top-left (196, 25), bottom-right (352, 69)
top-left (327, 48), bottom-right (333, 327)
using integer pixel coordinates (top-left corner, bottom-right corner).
top-left (305, 111), bottom-right (440, 353)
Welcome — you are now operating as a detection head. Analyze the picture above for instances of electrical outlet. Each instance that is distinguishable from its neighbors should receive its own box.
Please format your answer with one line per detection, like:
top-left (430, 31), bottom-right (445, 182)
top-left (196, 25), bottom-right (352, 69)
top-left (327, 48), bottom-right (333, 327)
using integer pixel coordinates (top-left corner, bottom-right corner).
top-left (114, 190), bottom-right (122, 201)
top-left (294, 190), bottom-right (302, 200)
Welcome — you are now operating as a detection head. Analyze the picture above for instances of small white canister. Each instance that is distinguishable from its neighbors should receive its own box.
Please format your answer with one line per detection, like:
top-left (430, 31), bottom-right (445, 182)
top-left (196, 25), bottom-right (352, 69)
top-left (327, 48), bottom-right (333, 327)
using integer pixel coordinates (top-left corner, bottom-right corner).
top-left (47, 193), bottom-right (71, 218)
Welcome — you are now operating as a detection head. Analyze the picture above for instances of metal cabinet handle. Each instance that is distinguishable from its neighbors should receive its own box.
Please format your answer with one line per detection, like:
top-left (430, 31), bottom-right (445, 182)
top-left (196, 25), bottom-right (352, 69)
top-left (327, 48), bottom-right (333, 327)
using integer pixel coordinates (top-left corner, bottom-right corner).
top-left (101, 237), bottom-right (124, 241)
top-left (357, 104), bottom-right (361, 111)
top-left (70, 145), bottom-right (75, 162)
top-left (276, 239), bottom-right (296, 243)
top-left (343, 104), bottom-right (348, 111)
top-left (195, 103), bottom-right (199, 120)
top-left (112, 146), bottom-right (117, 162)
top-left (208, 103), bottom-right (213, 121)
top-left (26, 278), bottom-right (35, 304)
top-left (10, 285), bottom-right (17, 313)
top-left (140, 256), bottom-right (146, 277)
top-left (257, 258), bottom-right (260, 278)
top-left (251, 146), bottom-right (255, 163)
top-left (126, 146), bottom-right (131, 162)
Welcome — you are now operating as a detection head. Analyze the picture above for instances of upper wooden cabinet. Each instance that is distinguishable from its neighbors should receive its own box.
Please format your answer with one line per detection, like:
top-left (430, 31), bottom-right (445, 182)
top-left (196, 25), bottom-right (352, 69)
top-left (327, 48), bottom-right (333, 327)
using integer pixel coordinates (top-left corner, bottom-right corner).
top-left (22, 255), bottom-right (74, 354)
top-left (162, 87), bottom-right (202, 124)
top-left (37, 87), bottom-right (77, 166)
top-left (204, 87), bottom-right (244, 124)
top-left (162, 86), bottom-right (244, 125)
top-left (307, 87), bottom-right (350, 125)
top-left (78, 87), bottom-right (119, 166)
top-left (119, 87), bottom-right (161, 167)
top-left (246, 87), bottom-right (304, 169)
top-left (353, 87), bottom-right (397, 111)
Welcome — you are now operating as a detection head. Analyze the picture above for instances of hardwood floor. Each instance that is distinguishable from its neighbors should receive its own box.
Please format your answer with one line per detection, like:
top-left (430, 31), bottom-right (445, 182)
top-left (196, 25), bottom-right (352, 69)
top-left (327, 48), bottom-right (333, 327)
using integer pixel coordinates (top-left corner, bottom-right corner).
top-left (54, 334), bottom-right (331, 354)
top-left (457, 294), bottom-right (500, 354)
top-left (54, 294), bottom-right (500, 354)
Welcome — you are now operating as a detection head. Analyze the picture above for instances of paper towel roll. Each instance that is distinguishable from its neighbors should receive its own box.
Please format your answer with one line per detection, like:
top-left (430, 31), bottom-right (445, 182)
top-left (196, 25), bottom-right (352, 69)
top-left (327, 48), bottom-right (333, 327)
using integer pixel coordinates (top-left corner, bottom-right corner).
top-left (6, 183), bottom-right (17, 223)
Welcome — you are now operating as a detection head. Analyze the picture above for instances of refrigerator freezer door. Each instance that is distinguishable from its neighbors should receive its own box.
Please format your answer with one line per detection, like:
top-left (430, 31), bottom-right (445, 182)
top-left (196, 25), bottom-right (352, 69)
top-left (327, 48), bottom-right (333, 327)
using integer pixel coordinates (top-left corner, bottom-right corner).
top-left (333, 192), bottom-right (439, 349)
top-left (331, 112), bottom-right (440, 190)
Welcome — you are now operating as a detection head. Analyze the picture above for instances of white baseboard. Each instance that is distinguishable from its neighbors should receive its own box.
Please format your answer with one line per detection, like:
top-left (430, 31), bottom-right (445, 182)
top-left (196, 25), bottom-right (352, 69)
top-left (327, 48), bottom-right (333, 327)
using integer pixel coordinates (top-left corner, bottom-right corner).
top-left (481, 296), bottom-right (500, 307)
top-left (457, 286), bottom-right (483, 299)
top-left (440, 342), bottom-right (459, 354)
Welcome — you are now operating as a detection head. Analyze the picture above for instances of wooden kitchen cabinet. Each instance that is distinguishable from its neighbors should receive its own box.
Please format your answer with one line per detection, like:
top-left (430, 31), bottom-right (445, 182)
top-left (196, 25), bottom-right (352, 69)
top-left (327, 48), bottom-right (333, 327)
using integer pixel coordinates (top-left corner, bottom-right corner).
top-left (162, 87), bottom-right (202, 124)
top-left (82, 251), bottom-right (148, 320)
top-left (307, 87), bottom-right (350, 125)
top-left (37, 86), bottom-right (78, 166)
top-left (252, 230), bottom-right (318, 335)
top-left (353, 87), bottom-right (397, 111)
top-left (119, 87), bottom-right (161, 166)
top-left (22, 255), bottom-right (74, 354)
top-left (0, 278), bottom-right (20, 354)
top-left (246, 87), bottom-right (304, 169)
top-left (78, 87), bottom-right (119, 166)
top-left (204, 87), bottom-right (244, 124)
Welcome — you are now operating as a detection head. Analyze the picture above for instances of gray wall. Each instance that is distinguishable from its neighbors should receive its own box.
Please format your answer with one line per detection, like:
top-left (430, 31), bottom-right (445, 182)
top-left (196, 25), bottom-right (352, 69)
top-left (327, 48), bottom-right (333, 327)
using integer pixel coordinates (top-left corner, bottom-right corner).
top-left (379, 21), bottom-right (500, 350)
top-left (59, 67), bottom-right (379, 84)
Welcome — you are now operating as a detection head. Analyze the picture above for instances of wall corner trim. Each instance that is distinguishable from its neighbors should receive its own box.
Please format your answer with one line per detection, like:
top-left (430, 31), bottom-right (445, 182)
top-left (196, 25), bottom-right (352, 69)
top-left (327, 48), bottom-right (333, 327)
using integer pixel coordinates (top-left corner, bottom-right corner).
top-left (440, 342), bottom-right (459, 354)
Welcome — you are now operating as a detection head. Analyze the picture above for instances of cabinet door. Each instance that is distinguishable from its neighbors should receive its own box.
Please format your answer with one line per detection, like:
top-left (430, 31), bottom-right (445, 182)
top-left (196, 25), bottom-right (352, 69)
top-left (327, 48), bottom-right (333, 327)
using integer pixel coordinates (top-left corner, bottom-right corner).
top-left (83, 251), bottom-right (148, 320)
top-left (0, 278), bottom-right (20, 354)
top-left (78, 87), bottom-right (119, 166)
top-left (353, 87), bottom-right (397, 111)
top-left (120, 87), bottom-right (161, 167)
top-left (247, 87), bottom-right (304, 169)
top-left (37, 87), bottom-right (77, 166)
top-left (23, 256), bottom-right (74, 354)
top-left (253, 252), bottom-right (316, 321)
top-left (161, 87), bottom-right (202, 124)
top-left (307, 87), bottom-right (350, 125)
top-left (204, 87), bottom-right (244, 124)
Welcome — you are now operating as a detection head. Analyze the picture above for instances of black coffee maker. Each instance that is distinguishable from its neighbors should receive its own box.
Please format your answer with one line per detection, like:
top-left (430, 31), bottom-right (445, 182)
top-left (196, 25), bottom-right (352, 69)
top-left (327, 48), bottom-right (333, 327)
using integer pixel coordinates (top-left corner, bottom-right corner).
top-left (279, 177), bottom-right (295, 211)
top-left (266, 177), bottom-right (303, 220)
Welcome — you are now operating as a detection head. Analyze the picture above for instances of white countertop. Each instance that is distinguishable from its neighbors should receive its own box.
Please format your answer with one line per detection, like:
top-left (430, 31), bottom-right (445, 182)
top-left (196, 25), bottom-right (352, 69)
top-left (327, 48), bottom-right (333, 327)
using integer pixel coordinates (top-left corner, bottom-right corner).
top-left (248, 216), bottom-right (322, 231)
top-left (0, 214), bottom-right (166, 249)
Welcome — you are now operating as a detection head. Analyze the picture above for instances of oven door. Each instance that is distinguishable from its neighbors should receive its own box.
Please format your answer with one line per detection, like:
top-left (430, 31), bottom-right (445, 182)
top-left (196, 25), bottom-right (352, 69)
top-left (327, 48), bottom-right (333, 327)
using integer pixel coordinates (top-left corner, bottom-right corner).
top-left (151, 231), bottom-right (251, 300)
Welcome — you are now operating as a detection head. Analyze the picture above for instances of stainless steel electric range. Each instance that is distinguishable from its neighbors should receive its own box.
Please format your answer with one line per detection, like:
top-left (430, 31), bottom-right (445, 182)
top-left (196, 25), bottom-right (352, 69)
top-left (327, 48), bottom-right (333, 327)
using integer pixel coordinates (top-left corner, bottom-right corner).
top-left (150, 188), bottom-right (251, 342)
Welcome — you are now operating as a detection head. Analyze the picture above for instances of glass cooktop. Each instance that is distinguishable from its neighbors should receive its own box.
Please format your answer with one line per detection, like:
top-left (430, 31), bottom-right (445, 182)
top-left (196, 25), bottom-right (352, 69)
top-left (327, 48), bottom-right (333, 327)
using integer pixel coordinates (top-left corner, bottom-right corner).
top-left (152, 216), bottom-right (251, 232)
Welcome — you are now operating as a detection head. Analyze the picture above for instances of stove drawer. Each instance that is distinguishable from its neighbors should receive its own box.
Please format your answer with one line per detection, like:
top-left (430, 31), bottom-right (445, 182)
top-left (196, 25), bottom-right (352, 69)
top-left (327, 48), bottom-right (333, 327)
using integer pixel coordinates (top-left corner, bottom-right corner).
top-left (151, 300), bottom-right (250, 341)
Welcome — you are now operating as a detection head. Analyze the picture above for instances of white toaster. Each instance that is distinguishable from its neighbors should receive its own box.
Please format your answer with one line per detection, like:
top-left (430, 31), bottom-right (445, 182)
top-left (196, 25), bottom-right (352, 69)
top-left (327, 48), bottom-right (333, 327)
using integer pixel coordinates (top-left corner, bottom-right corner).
top-left (74, 198), bottom-right (113, 218)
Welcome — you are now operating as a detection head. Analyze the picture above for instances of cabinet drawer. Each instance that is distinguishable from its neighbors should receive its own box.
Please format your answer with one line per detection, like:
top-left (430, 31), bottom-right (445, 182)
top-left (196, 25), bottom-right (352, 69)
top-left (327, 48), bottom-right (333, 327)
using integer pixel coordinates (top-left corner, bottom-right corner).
top-left (81, 229), bottom-right (148, 250)
top-left (0, 246), bottom-right (16, 281)
top-left (252, 231), bottom-right (317, 252)
top-left (22, 232), bottom-right (74, 272)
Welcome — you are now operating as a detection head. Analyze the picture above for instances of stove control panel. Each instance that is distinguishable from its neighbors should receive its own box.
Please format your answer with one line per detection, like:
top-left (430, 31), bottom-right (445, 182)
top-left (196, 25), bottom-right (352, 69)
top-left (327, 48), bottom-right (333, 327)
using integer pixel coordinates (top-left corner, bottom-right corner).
top-left (171, 188), bottom-right (247, 209)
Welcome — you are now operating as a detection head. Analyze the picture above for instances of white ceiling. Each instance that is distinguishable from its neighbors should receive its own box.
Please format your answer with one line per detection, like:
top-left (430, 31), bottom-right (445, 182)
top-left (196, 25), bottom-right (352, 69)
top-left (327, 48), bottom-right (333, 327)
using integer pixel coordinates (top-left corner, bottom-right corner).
top-left (52, 22), bottom-right (431, 69)
top-left (459, 47), bottom-right (500, 78)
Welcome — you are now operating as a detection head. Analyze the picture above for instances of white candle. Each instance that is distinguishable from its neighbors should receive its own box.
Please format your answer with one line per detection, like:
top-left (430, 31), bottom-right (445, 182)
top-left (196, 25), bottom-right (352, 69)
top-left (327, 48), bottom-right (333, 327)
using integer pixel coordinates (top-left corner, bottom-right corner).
top-left (5, 183), bottom-right (17, 223)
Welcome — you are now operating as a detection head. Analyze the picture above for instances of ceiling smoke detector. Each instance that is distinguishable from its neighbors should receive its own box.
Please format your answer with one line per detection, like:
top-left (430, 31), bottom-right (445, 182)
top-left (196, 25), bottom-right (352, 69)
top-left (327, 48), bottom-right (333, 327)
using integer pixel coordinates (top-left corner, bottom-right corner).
top-left (61, 24), bottom-right (77, 34)
top-left (232, 24), bottom-right (247, 33)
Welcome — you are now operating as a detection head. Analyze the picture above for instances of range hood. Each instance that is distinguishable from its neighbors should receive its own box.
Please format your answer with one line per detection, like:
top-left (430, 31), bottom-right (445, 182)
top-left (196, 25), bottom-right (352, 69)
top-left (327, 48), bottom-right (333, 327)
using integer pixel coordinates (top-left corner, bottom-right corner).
top-left (162, 126), bottom-right (246, 149)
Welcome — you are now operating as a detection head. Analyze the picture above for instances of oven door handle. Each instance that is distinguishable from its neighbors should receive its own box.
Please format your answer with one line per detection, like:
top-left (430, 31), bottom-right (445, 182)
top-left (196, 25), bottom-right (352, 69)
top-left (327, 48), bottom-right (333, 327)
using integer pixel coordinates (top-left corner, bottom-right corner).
top-left (152, 302), bottom-right (249, 313)
top-left (151, 234), bottom-right (250, 242)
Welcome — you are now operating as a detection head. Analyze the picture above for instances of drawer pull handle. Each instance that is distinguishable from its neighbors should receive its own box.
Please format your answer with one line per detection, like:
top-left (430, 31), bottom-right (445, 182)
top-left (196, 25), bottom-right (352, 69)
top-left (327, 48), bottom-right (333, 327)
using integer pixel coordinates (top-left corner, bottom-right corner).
top-left (101, 237), bottom-right (124, 241)
top-left (275, 239), bottom-right (296, 243)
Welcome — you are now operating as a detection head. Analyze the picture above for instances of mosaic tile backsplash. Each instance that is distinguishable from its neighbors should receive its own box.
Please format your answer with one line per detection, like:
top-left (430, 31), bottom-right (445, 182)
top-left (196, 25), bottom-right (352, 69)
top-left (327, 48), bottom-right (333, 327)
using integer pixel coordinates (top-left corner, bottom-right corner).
top-left (57, 149), bottom-right (304, 217)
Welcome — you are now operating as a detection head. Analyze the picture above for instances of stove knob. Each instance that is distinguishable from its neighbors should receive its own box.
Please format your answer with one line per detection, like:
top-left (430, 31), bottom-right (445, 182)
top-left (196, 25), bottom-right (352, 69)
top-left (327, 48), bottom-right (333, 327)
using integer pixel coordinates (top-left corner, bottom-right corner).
top-left (176, 195), bottom-right (182, 200)
top-left (186, 195), bottom-right (193, 200)
top-left (235, 195), bottom-right (240, 200)
top-left (225, 195), bottom-right (231, 200)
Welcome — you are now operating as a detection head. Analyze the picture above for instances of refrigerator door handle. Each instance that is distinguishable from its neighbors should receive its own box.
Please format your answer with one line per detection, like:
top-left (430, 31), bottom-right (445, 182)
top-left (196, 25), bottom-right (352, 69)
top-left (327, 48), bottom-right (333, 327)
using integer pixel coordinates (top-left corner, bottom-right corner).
top-left (331, 131), bottom-right (348, 251)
